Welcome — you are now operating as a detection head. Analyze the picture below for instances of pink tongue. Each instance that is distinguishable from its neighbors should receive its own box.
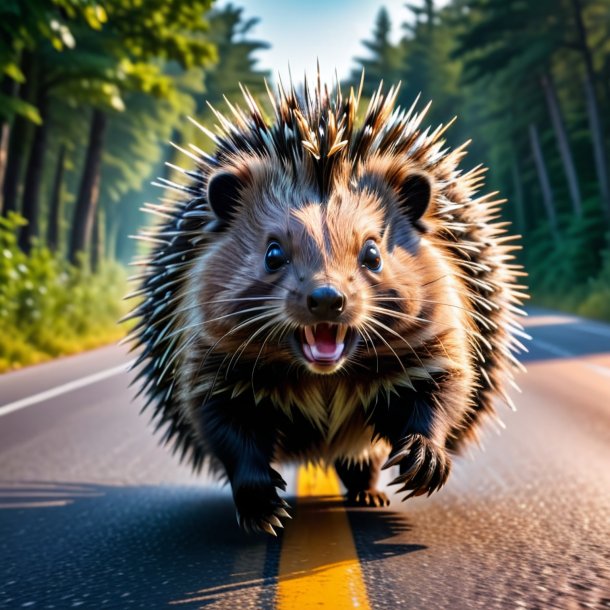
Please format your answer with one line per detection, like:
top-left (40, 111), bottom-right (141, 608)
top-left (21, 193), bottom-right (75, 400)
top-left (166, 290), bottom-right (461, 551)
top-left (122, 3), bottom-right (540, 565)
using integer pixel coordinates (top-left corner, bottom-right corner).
top-left (314, 324), bottom-right (337, 354)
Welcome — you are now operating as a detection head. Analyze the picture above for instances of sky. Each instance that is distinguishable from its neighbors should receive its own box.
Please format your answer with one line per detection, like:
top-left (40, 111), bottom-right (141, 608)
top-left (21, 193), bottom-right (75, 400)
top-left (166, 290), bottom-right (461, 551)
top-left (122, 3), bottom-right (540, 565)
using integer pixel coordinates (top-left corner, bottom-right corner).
top-left (217, 0), bottom-right (419, 86)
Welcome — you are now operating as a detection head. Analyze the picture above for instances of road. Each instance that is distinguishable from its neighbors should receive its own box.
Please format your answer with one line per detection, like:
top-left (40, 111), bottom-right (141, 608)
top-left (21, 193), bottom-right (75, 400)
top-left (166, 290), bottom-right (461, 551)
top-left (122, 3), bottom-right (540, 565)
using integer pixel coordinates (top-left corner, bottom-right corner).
top-left (0, 308), bottom-right (609, 609)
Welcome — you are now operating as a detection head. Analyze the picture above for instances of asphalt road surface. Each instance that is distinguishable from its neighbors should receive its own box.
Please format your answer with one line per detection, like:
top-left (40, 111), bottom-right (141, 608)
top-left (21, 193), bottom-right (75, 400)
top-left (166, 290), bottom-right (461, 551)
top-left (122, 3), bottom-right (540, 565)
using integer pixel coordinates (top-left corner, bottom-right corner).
top-left (0, 308), bottom-right (609, 609)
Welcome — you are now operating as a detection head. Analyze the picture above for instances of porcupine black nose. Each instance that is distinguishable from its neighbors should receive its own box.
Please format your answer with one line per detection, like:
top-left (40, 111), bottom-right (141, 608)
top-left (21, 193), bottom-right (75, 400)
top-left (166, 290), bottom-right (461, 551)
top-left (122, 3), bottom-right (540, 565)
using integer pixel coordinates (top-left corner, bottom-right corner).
top-left (307, 286), bottom-right (345, 320)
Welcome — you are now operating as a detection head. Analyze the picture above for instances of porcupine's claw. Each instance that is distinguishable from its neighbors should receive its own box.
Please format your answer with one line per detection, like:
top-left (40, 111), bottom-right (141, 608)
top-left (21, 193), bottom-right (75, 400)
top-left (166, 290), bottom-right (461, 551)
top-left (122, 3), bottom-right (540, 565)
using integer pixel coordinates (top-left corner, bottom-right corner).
top-left (234, 473), bottom-right (292, 535)
top-left (268, 515), bottom-right (284, 529)
top-left (384, 433), bottom-right (451, 500)
top-left (347, 489), bottom-right (390, 507)
top-left (236, 499), bottom-right (291, 536)
top-left (261, 522), bottom-right (277, 537)
top-left (236, 510), bottom-right (250, 534)
top-left (275, 507), bottom-right (292, 519)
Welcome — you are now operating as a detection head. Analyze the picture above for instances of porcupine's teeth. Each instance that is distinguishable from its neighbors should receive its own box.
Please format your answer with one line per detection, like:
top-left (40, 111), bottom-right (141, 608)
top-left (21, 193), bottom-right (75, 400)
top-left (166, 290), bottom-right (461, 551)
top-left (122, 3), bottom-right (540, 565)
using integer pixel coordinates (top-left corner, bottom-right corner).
top-left (304, 325), bottom-right (316, 346)
top-left (302, 323), bottom-right (346, 363)
top-left (336, 324), bottom-right (348, 344)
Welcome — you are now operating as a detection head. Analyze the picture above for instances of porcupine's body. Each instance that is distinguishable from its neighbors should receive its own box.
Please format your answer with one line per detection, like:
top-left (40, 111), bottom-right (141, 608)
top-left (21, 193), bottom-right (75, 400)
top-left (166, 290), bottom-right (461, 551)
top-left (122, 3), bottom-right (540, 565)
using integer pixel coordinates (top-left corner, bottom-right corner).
top-left (128, 77), bottom-right (527, 534)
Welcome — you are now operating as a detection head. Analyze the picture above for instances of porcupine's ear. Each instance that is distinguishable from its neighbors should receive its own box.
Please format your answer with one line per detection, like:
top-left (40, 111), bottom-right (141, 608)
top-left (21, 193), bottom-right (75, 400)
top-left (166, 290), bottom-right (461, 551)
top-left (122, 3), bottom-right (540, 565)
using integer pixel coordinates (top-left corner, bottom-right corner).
top-left (206, 171), bottom-right (242, 229)
top-left (397, 172), bottom-right (432, 228)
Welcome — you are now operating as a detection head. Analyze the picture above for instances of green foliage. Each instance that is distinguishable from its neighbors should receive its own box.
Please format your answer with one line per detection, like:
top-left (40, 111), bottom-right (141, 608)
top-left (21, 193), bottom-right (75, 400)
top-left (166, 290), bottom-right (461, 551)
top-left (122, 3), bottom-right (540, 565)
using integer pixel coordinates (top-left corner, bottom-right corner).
top-left (350, 8), bottom-right (403, 91)
top-left (0, 0), bottom-right (105, 61)
top-left (0, 213), bottom-right (127, 371)
top-left (401, 3), bottom-right (463, 134)
top-left (186, 3), bottom-right (271, 155)
top-left (526, 199), bottom-right (606, 293)
top-left (104, 0), bottom-right (215, 69)
top-left (1, 0), bottom-right (216, 121)
top-left (578, 244), bottom-right (610, 320)
top-left (102, 90), bottom-right (190, 206)
top-left (203, 4), bottom-right (270, 102)
top-left (103, 3), bottom-right (271, 264)
top-left (0, 0), bottom-right (107, 119)
top-left (0, 94), bottom-right (41, 124)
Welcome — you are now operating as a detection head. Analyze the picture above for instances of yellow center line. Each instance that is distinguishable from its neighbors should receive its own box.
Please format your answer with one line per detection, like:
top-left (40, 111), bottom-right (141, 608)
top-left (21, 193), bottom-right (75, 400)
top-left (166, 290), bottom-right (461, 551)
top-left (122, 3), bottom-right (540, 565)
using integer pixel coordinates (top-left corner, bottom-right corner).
top-left (277, 464), bottom-right (371, 609)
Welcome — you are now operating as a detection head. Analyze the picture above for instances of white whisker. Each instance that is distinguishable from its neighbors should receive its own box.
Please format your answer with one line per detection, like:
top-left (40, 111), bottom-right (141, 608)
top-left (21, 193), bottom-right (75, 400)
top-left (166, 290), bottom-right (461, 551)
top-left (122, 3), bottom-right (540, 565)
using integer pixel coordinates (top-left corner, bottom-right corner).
top-left (361, 319), bottom-right (407, 375)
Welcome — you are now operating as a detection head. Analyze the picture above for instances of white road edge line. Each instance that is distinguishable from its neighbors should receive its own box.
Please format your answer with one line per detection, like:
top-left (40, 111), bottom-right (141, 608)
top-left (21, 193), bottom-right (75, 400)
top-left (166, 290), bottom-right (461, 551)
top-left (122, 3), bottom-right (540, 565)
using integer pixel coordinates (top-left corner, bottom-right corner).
top-left (0, 360), bottom-right (135, 418)
top-left (533, 339), bottom-right (610, 378)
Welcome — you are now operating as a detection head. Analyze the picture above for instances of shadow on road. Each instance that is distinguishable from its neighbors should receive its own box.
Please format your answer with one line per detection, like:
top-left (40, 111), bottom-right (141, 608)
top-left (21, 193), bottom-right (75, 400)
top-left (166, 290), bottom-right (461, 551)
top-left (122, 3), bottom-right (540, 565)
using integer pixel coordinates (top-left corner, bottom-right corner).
top-left (346, 504), bottom-right (426, 562)
top-left (0, 482), bottom-right (423, 609)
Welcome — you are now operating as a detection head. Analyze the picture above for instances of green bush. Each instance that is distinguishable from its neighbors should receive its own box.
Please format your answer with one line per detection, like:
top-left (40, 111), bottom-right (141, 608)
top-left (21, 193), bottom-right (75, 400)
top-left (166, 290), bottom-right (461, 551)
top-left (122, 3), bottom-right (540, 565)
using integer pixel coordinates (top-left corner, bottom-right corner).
top-left (526, 199), bottom-right (606, 296)
top-left (577, 244), bottom-right (610, 321)
top-left (525, 198), bottom-right (610, 322)
top-left (0, 213), bottom-right (128, 372)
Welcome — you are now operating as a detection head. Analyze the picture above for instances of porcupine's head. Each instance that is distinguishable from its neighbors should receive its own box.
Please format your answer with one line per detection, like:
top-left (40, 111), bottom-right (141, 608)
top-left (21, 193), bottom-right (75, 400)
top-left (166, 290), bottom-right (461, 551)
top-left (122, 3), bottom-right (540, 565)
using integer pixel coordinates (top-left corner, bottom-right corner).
top-left (199, 154), bottom-right (438, 376)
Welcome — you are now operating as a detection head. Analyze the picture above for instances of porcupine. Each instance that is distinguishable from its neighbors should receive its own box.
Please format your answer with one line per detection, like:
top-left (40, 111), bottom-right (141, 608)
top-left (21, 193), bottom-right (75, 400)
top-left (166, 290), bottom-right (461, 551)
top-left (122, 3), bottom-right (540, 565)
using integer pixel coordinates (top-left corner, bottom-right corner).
top-left (126, 75), bottom-right (528, 535)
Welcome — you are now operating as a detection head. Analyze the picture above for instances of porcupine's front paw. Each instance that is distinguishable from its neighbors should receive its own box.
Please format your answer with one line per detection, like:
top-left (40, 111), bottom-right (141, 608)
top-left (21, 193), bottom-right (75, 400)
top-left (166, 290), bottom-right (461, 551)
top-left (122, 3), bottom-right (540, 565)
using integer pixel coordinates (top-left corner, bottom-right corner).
top-left (233, 468), bottom-right (292, 536)
top-left (382, 433), bottom-right (451, 500)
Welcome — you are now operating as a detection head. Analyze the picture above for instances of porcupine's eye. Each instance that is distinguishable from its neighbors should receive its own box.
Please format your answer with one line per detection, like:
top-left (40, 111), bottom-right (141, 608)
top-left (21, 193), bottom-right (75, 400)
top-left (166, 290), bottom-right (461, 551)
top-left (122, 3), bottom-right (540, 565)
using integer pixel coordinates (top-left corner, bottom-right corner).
top-left (360, 239), bottom-right (383, 272)
top-left (264, 241), bottom-right (288, 272)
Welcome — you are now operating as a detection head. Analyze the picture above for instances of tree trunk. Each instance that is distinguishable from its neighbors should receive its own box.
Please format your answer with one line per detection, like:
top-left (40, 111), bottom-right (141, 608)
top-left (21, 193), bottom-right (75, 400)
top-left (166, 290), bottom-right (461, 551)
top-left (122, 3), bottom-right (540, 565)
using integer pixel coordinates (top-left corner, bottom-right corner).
top-left (18, 88), bottom-right (50, 252)
top-left (570, 0), bottom-right (610, 221)
top-left (2, 52), bottom-right (39, 216)
top-left (540, 73), bottom-right (582, 217)
top-left (91, 208), bottom-right (104, 272)
top-left (510, 154), bottom-right (526, 233)
top-left (583, 76), bottom-right (610, 220)
top-left (529, 123), bottom-right (560, 244)
top-left (47, 143), bottom-right (66, 253)
top-left (0, 76), bottom-right (20, 212)
top-left (69, 109), bottom-right (107, 266)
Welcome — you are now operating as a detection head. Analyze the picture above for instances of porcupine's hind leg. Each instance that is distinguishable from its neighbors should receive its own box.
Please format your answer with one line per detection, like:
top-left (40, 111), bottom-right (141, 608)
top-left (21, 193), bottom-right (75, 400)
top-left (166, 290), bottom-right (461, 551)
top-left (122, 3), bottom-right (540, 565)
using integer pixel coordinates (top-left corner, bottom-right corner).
top-left (334, 454), bottom-right (390, 507)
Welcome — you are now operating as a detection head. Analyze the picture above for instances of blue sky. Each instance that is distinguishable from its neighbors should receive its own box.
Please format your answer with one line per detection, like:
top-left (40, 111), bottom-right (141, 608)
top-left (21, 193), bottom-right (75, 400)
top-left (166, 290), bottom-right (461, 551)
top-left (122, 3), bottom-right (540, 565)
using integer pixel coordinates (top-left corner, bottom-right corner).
top-left (218, 0), bottom-right (417, 85)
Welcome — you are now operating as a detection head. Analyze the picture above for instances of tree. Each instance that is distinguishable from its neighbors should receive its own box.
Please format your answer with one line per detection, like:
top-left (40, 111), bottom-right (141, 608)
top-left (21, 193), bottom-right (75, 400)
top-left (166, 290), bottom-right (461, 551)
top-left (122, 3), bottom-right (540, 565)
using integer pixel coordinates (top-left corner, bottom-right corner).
top-left (399, 1), bottom-right (464, 139)
top-left (529, 123), bottom-right (561, 244)
top-left (47, 142), bottom-right (66, 252)
top-left (454, 0), bottom-right (609, 224)
top-left (1, 52), bottom-right (39, 217)
top-left (569, 0), bottom-right (610, 220)
top-left (540, 72), bottom-right (582, 217)
top-left (67, 0), bottom-right (216, 265)
top-left (0, 0), bottom-right (106, 209)
top-left (118, 3), bottom-right (271, 264)
top-left (350, 8), bottom-right (403, 93)
top-left (69, 108), bottom-right (107, 264)
top-left (0, 0), bottom-right (217, 261)
top-left (332, 0), bottom-right (610, 311)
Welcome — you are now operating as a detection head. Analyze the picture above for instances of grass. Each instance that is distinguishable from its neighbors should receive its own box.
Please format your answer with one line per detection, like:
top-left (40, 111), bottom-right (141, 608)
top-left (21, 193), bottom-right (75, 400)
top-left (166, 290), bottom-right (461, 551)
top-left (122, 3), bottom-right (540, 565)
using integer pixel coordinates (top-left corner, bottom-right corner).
top-left (0, 213), bottom-right (130, 373)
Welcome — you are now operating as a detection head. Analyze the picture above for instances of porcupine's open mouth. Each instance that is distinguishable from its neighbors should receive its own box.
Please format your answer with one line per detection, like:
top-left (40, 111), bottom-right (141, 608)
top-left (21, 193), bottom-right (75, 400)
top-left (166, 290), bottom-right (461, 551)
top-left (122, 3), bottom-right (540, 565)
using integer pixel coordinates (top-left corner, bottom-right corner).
top-left (296, 323), bottom-right (355, 373)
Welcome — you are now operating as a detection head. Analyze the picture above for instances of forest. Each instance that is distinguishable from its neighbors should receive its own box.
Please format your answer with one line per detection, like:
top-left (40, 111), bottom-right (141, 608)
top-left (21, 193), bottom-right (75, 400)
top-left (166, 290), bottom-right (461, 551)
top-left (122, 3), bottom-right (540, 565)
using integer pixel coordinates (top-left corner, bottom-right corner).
top-left (1, 0), bottom-right (609, 369)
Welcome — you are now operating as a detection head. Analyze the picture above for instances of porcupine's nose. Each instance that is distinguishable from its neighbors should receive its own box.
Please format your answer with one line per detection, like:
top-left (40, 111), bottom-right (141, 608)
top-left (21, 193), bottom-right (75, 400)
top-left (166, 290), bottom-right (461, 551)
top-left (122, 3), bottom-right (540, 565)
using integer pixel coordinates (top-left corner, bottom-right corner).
top-left (307, 285), bottom-right (345, 320)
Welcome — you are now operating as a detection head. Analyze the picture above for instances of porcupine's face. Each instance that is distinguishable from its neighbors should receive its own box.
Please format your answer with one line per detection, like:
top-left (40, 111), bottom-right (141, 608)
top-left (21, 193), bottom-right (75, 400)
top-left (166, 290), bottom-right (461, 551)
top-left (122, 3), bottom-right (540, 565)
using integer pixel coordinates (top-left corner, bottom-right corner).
top-left (197, 160), bottom-right (437, 376)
